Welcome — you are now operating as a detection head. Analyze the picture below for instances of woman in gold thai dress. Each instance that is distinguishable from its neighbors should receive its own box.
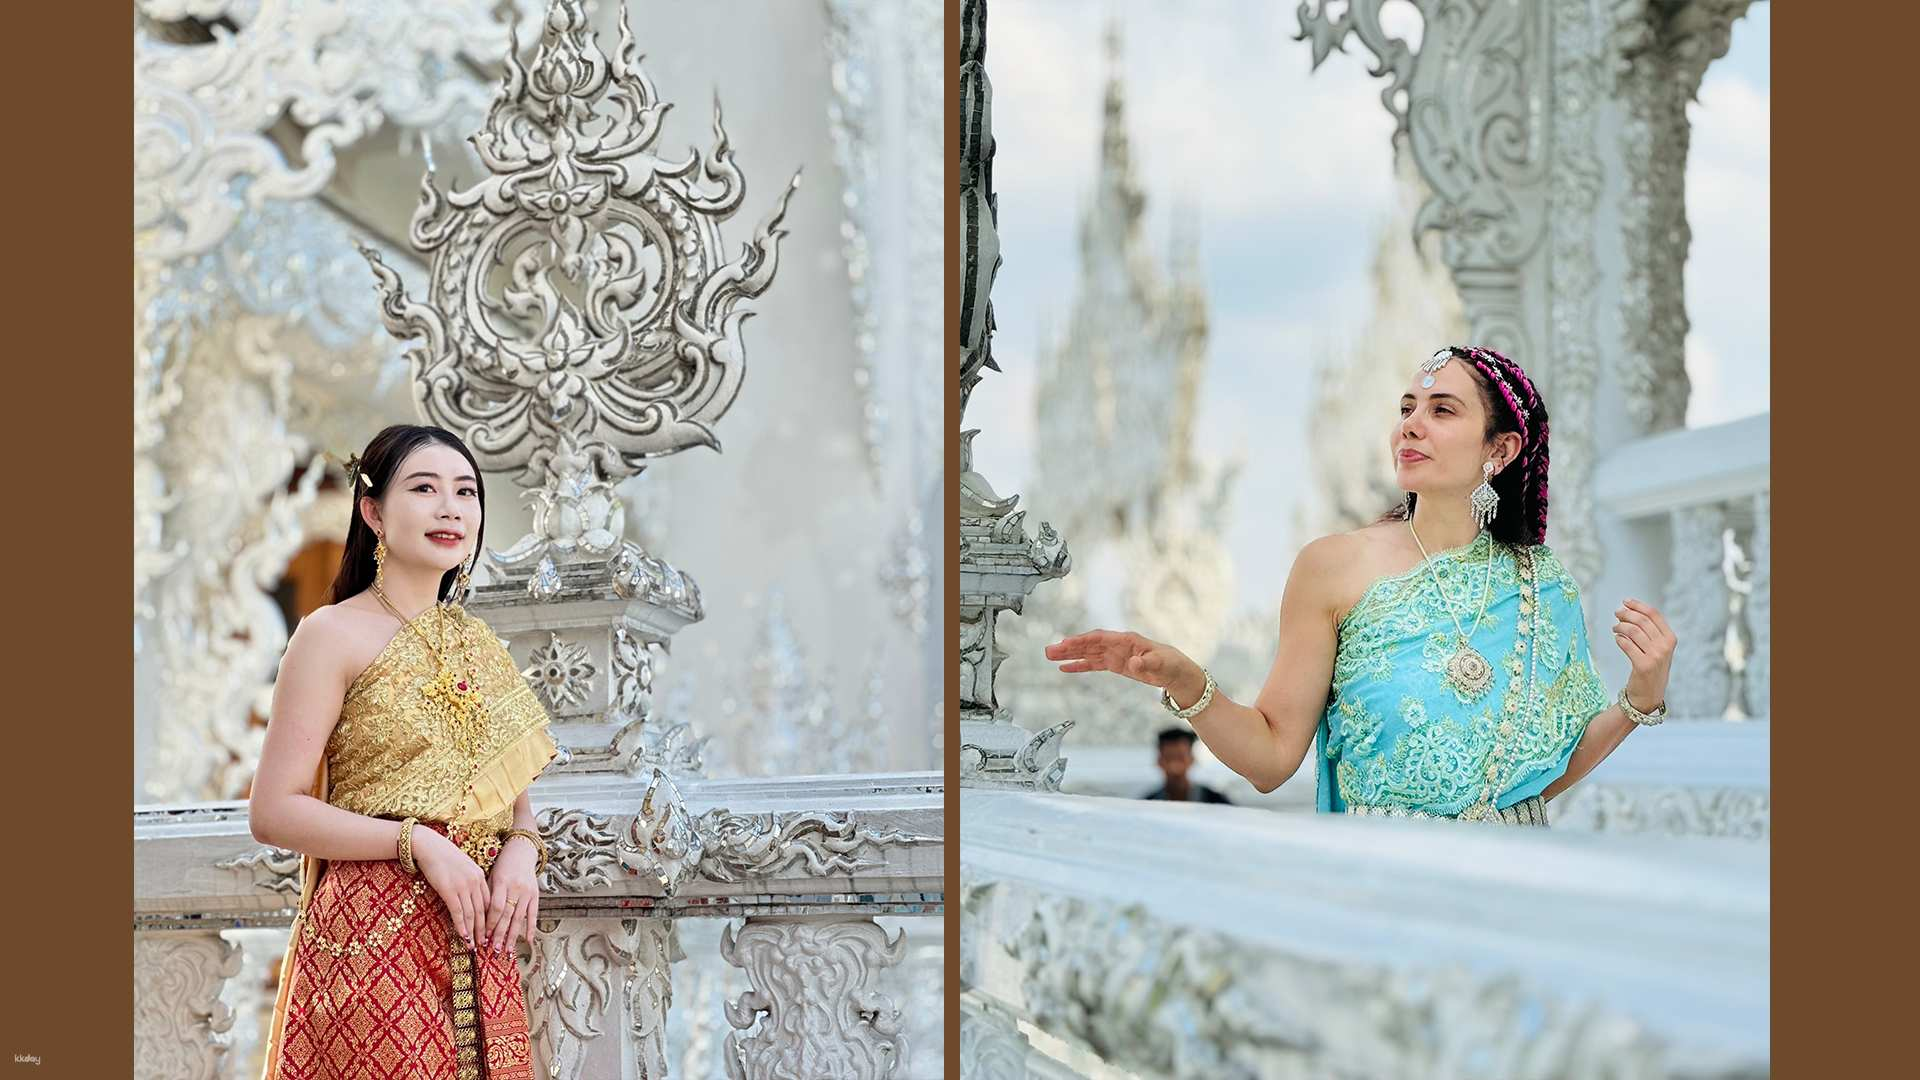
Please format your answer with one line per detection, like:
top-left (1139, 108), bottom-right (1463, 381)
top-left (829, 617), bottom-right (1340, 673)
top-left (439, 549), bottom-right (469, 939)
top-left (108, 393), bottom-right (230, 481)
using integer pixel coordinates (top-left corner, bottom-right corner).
top-left (249, 425), bottom-right (558, 1079)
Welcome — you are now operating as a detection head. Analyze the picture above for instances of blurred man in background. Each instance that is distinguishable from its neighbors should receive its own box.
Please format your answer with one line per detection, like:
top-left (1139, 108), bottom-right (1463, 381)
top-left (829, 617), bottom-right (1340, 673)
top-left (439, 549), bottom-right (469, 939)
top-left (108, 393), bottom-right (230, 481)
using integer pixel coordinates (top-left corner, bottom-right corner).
top-left (1144, 727), bottom-right (1232, 804)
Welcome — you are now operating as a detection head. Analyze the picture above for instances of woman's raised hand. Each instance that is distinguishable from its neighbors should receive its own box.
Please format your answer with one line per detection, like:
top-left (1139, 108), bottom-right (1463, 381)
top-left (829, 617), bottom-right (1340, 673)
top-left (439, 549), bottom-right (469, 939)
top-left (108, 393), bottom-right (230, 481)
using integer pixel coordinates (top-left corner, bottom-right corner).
top-left (1612, 598), bottom-right (1677, 711)
top-left (411, 827), bottom-right (490, 949)
top-left (1045, 630), bottom-right (1201, 696)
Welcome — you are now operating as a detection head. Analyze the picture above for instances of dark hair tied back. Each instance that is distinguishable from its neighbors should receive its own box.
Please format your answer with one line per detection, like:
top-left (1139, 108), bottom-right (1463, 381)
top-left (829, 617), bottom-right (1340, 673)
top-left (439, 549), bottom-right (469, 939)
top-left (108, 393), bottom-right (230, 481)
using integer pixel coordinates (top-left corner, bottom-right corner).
top-left (327, 425), bottom-right (488, 606)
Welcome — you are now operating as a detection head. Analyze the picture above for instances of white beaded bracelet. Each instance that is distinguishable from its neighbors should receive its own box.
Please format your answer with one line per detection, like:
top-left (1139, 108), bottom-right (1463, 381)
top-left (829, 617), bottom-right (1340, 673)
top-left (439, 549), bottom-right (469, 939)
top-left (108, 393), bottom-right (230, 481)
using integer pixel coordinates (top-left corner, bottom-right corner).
top-left (1160, 668), bottom-right (1217, 720)
top-left (1617, 686), bottom-right (1668, 726)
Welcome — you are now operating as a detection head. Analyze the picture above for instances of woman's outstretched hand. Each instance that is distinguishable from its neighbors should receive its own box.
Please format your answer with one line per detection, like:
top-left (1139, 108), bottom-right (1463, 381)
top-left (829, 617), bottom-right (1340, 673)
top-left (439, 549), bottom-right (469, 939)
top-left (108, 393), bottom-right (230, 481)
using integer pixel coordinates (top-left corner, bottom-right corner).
top-left (1045, 630), bottom-right (1205, 704)
top-left (1612, 598), bottom-right (1676, 712)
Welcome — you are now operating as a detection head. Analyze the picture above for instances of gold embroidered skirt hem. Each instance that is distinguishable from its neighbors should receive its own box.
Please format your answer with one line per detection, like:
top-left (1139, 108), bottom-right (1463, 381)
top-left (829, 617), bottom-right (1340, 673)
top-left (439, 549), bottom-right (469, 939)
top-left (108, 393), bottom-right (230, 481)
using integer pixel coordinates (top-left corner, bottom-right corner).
top-left (1343, 794), bottom-right (1549, 827)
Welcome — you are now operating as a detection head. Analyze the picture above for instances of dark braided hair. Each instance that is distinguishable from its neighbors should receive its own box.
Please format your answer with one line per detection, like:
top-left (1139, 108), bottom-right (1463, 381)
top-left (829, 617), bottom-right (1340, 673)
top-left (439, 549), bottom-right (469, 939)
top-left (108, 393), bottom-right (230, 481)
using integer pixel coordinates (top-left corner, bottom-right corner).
top-left (1395, 346), bottom-right (1552, 548)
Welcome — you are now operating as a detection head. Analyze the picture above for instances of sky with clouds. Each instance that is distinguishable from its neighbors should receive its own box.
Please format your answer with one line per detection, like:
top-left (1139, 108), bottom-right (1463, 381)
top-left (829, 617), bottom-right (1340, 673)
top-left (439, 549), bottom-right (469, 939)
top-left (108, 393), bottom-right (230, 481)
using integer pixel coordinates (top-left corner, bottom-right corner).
top-left (969, 1), bottom-right (1770, 616)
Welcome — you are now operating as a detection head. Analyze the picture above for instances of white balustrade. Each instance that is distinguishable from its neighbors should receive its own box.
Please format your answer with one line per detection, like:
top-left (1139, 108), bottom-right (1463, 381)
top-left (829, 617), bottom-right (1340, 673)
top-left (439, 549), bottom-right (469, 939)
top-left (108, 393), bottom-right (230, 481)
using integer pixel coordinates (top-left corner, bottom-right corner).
top-left (1594, 412), bottom-right (1770, 723)
top-left (133, 772), bottom-right (943, 1080)
top-left (960, 790), bottom-right (1768, 1080)
top-left (1551, 720), bottom-right (1770, 839)
top-left (1059, 721), bottom-right (1769, 840)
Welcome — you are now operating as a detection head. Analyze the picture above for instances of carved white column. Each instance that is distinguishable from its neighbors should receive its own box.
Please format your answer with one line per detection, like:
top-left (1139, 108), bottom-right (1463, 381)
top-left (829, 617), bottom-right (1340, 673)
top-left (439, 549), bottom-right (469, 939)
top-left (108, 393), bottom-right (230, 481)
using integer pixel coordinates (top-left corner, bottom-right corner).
top-left (957, 0), bottom-right (1075, 791)
top-left (1742, 490), bottom-right (1769, 719)
top-left (1611, 0), bottom-right (1755, 436)
top-left (959, 433), bottom-right (1074, 791)
top-left (720, 916), bottom-right (908, 1080)
top-left (528, 917), bottom-right (679, 1080)
top-left (132, 931), bottom-right (243, 1080)
top-left (1664, 504), bottom-right (1732, 718)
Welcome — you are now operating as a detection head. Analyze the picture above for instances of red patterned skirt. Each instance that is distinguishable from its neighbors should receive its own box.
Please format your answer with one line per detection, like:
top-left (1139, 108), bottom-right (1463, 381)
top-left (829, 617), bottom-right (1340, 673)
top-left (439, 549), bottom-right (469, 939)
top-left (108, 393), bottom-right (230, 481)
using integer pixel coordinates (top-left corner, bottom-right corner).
top-left (266, 825), bottom-right (534, 1080)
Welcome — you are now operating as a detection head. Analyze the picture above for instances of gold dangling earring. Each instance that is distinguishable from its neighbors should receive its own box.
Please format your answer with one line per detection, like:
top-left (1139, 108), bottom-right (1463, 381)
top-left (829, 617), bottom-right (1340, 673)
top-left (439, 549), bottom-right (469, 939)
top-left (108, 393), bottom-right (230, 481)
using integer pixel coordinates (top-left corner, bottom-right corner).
top-left (448, 551), bottom-right (473, 610)
top-left (373, 531), bottom-right (388, 592)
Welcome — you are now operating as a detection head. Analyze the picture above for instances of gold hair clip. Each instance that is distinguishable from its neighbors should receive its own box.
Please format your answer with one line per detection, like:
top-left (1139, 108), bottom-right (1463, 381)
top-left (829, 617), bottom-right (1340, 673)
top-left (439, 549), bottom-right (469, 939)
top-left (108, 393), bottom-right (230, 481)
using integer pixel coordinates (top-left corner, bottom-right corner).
top-left (323, 450), bottom-right (373, 489)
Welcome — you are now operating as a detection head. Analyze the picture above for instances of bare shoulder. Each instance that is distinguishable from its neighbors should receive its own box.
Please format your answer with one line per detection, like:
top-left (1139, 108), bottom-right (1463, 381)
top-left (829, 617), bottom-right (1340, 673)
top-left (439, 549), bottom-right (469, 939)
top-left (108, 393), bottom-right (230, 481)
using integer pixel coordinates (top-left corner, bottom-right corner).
top-left (1292, 530), bottom-right (1363, 576)
top-left (1287, 529), bottom-right (1377, 608)
top-left (283, 599), bottom-right (397, 685)
top-left (1290, 524), bottom-right (1412, 621)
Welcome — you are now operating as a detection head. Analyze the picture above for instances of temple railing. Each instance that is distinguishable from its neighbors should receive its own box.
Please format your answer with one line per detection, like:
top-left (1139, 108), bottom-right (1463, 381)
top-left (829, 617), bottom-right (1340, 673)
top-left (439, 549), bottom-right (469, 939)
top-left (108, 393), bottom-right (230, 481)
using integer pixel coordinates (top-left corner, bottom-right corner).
top-left (135, 771), bottom-right (943, 1080)
top-left (1059, 717), bottom-right (1769, 841)
top-left (1595, 411), bottom-right (1769, 722)
top-left (958, 790), bottom-right (1768, 1080)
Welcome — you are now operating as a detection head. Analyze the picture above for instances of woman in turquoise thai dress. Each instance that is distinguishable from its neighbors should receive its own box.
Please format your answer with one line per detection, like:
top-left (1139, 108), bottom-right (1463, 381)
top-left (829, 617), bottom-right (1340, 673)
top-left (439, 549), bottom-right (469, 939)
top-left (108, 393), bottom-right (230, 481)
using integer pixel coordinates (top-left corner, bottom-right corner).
top-left (1046, 347), bottom-right (1678, 824)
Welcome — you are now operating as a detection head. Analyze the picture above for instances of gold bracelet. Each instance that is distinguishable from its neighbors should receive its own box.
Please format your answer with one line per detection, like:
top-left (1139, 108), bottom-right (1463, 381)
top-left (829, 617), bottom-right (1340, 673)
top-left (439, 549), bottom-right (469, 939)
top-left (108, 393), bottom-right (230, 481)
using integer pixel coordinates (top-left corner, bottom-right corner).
top-left (503, 827), bottom-right (547, 874)
top-left (397, 817), bottom-right (420, 875)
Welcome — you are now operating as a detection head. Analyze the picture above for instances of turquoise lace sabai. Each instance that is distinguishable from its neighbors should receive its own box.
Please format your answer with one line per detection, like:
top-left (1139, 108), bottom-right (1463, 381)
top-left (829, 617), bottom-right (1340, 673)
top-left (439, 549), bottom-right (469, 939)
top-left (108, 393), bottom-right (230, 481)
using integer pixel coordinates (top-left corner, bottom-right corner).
top-left (1315, 531), bottom-right (1609, 816)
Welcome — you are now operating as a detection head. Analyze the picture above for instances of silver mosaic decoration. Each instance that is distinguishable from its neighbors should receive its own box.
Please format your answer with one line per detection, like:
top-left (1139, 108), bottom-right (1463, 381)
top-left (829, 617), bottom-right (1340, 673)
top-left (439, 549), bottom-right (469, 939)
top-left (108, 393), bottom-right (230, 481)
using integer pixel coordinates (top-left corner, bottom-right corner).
top-left (720, 590), bottom-right (882, 777)
top-left (528, 631), bottom-right (598, 711)
top-left (135, 199), bottom-right (402, 803)
top-left (537, 768), bottom-right (702, 896)
top-left (825, 0), bottom-right (943, 490)
top-left (213, 845), bottom-right (303, 898)
top-left (357, 0), bottom-right (799, 594)
top-left (990, 887), bottom-right (1725, 1079)
top-left (694, 810), bottom-right (935, 885)
top-left (133, 932), bottom-right (244, 1079)
top-left (535, 776), bottom-right (932, 895)
top-left (134, 0), bottom-right (533, 261)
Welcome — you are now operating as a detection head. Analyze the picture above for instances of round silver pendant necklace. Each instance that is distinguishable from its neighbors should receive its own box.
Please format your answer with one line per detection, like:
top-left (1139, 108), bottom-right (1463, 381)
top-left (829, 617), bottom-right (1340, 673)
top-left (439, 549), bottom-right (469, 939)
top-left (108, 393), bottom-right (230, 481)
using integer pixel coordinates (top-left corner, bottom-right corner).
top-left (1407, 519), bottom-right (1495, 698)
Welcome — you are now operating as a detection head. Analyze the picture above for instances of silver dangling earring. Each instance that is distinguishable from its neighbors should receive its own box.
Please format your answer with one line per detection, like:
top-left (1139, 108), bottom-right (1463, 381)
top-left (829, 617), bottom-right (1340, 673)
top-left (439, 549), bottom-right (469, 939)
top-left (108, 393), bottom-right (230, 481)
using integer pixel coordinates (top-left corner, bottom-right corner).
top-left (1469, 460), bottom-right (1499, 528)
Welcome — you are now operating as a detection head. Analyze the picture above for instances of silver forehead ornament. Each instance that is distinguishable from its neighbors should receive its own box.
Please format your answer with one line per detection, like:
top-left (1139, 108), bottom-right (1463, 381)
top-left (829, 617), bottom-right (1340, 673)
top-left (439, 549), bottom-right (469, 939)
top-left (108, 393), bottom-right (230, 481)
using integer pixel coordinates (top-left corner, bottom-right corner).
top-left (1419, 348), bottom-right (1456, 389)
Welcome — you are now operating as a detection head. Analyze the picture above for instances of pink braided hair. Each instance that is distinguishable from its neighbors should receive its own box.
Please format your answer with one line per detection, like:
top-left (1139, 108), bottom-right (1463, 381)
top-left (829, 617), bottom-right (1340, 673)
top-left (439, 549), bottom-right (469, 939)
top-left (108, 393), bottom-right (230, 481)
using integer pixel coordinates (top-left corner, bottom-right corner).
top-left (1463, 347), bottom-right (1549, 545)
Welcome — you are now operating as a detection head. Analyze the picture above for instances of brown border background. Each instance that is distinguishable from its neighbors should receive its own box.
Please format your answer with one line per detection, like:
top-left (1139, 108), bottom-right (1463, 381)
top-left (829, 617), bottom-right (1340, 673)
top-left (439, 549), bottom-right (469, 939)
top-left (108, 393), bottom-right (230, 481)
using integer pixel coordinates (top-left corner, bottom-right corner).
top-left (6, 0), bottom-right (136, 1069)
top-left (0, 0), bottom-right (1906, 1073)
top-left (1767, 1), bottom-right (1908, 1070)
